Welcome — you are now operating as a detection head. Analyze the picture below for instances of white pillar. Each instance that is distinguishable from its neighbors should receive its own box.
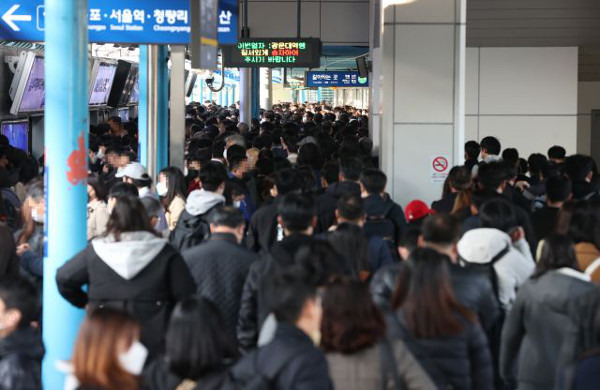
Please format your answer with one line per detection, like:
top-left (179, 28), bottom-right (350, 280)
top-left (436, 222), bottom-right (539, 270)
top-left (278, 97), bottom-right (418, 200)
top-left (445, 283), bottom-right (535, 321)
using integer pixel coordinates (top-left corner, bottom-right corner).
top-left (169, 46), bottom-right (186, 170)
top-left (380, 0), bottom-right (466, 207)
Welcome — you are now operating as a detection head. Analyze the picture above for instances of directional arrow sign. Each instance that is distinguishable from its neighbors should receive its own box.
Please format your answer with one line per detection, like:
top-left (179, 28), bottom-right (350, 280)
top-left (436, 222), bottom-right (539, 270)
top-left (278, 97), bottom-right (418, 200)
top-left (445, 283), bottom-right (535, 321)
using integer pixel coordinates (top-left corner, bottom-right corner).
top-left (0, 0), bottom-right (238, 45)
top-left (2, 4), bottom-right (32, 31)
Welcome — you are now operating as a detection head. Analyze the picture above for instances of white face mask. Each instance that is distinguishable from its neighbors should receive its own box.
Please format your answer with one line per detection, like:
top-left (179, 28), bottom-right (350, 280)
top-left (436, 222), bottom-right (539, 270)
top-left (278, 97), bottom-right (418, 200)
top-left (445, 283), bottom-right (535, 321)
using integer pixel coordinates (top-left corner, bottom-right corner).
top-left (233, 200), bottom-right (241, 208)
top-left (156, 181), bottom-right (168, 197)
top-left (183, 167), bottom-right (189, 177)
top-left (31, 208), bottom-right (44, 224)
top-left (223, 148), bottom-right (228, 160)
top-left (90, 155), bottom-right (98, 164)
top-left (96, 149), bottom-right (104, 160)
top-left (118, 341), bottom-right (148, 376)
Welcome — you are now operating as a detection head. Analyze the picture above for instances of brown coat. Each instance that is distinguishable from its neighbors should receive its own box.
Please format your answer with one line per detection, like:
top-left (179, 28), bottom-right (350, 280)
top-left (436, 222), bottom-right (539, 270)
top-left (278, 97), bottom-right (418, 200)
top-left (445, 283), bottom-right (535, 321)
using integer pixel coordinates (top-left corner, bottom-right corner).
top-left (326, 340), bottom-right (435, 390)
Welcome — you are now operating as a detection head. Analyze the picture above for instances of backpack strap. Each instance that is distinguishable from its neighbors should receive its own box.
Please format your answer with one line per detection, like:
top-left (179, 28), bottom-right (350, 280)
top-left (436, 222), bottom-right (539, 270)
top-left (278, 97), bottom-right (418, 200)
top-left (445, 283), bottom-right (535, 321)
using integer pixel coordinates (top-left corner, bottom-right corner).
top-left (490, 244), bottom-right (510, 265)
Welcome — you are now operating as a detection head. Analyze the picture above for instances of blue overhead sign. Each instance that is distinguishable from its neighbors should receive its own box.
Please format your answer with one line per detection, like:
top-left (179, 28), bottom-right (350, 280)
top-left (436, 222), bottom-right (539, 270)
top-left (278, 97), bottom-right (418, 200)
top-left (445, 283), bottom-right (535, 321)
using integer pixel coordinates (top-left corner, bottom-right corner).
top-left (0, 1), bottom-right (236, 45)
top-left (217, 0), bottom-right (238, 45)
top-left (305, 71), bottom-right (369, 88)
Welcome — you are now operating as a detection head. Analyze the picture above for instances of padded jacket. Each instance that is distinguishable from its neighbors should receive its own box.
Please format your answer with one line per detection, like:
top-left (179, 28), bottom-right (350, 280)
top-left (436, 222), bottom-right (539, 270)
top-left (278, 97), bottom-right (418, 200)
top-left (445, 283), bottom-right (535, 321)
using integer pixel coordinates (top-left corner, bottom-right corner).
top-left (56, 232), bottom-right (196, 356)
top-left (500, 269), bottom-right (596, 390)
top-left (388, 311), bottom-right (493, 390)
top-left (0, 328), bottom-right (44, 390)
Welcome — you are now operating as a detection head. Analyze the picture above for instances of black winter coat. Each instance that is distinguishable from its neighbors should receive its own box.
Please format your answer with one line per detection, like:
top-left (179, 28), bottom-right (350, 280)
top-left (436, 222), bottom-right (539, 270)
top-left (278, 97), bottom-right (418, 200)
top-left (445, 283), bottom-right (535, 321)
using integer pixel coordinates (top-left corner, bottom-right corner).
top-left (389, 311), bottom-right (493, 390)
top-left (182, 233), bottom-right (257, 341)
top-left (0, 328), bottom-right (44, 390)
top-left (363, 194), bottom-right (407, 244)
top-left (246, 199), bottom-right (279, 255)
top-left (500, 270), bottom-right (596, 390)
top-left (231, 322), bottom-right (333, 390)
top-left (237, 234), bottom-right (315, 351)
top-left (56, 236), bottom-right (196, 356)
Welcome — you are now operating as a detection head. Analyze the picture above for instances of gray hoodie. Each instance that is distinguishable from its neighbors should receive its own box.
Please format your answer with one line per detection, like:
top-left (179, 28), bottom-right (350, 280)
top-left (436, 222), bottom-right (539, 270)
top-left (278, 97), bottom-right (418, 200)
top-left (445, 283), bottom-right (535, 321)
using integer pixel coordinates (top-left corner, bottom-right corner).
top-left (91, 232), bottom-right (167, 280)
top-left (185, 189), bottom-right (225, 216)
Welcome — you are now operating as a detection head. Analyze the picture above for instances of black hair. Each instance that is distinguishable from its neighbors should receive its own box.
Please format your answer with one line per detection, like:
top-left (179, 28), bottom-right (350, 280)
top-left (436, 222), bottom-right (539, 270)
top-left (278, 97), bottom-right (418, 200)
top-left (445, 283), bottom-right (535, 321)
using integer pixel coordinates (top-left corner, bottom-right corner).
top-left (399, 226), bottom-right (421, 253)
top-left (421, 214), bottom-right (460, 246)
top-left (140, 197), bottom-right (162, 219)
top-left (105, 195), bottom-right (156, 240)
top-left (360, 168), bottom-right (387, 194)
top-left (477, 162), bottom-right (508, 191)
top-left (226, 145), bottom-right (246, 162)
top-left (532, 234), bottom-right (579, 279)
top-left (548, 145), bottom-right (566, 160)
top-left (209, 206), bottom-right (245, 228)
top-left (108, 182), bottom-right (139, 199)
top-left (26, 177), bottom-right (44, 201)
top-left (199, 162), bottom-right (228, 192)
top-left (480, 136), bottom-right (501, 156)
top-left (479, 198), bottom-right (518, 233)
top-left (565, 155), bottom-right (594, 182)
top-left (108, 116), bottom-right (122, 124)
top-left (528, 153), bottom-right (548, 177)
top-left (297, 143), bottom-right (323, 170)
top-left (277, 193), bottom-right (316, 232)
top-left (88, 174), bottom-right (108, 202)
top-left (546, 176), bottom-right (572, 203)
top-left (336, 193), bottom-right (364, 221)
top-left (502, 148), bottom-right (519, 167)
top-left (0, 277), bottom-right (40, 328)
top-left (158, 167), bottom-right (187, 211)
top-left (339, 156), bottom-right (364, 181)
top-left (273, 168), bottom-right (301, 196)
top-left (465, 141), bottom-right (481, 160)
top-left (166, 297), bottom-right (239, 380)
top-left (268, 267), bottom-right (318, 324)
top-left (321, 161), bottom-right (339, 186)
top-left (327, 223), bottom-right (370, 277)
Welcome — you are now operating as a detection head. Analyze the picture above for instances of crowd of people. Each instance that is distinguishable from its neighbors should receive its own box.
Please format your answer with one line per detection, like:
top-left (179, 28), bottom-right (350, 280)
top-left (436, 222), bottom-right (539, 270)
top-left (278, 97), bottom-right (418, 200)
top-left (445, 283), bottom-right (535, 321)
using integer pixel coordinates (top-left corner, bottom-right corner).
top-left (0, 101), bottom-right (600, 389)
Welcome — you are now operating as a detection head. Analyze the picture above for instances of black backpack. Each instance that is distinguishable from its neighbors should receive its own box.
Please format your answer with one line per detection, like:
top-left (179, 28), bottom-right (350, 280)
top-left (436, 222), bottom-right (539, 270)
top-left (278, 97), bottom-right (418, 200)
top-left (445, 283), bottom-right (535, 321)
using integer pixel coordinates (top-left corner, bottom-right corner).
top-left (461, 244), bottom-right (510, 302)
top-left (221, 347), bottom-right (296, 390)
top-left (364, 201), bottom-right (398, 259)
top-left (169, 205), bottom-right (221, 252)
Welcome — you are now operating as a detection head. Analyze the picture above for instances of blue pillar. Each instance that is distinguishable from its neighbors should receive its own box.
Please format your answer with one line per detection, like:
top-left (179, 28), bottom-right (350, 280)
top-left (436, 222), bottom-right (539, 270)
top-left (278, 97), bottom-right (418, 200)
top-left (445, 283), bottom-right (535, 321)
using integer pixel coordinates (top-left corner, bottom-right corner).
top-left (199, 83), bottom-right (204, 104)
top-left (138, 46), bottom-right (149, 166)
top-left (157, 46), bottom-right (169, 172)
top-left (218, 88), bottom-right (224, 106)
top-left (43, 0), bottom-right (87, 387)
top-left (232, 85), bottom-right (236, 106)
top-left (251, 67), bottom-right (260, 118)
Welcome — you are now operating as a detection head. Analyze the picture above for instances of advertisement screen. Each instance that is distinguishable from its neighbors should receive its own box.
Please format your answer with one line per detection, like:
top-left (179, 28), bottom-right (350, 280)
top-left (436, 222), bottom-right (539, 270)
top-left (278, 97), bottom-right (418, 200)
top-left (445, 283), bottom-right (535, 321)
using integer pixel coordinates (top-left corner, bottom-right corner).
top-left (1, 121), bottom-right (29, 151)
top-left (19, 57), bottom-right (45, 112)
top-left (89, 62), bottom-right (117, 105)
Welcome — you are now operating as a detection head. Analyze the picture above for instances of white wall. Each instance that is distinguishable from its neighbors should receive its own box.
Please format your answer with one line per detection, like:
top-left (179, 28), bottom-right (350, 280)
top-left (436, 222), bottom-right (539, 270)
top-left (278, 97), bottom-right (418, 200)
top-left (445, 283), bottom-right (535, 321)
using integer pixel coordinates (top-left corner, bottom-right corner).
top-left (578, 81), bottom-right (600, 155)
top-left (465, 47), bottom-right (579, 158)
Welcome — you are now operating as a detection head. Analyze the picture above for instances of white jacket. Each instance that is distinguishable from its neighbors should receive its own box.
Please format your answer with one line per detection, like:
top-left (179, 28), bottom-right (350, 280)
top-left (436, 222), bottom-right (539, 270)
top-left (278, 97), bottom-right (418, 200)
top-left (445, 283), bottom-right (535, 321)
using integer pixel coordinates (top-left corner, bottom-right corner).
top-left (457, 228), bottom-right (535, 310)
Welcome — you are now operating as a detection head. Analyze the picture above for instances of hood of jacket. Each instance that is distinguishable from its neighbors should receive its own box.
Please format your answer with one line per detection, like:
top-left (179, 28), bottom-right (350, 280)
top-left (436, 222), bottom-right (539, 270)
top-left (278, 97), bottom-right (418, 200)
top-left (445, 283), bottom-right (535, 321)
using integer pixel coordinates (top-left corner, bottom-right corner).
top-left (186, 189), bottom-right (225, 216)
top-left (0, 328), bottom-right (45, 360)
top-left (457, 228), bottom-right (512, 264)
top-left (326, 181), bottom-right (361, 199)
top-left (92, 232), bottom-right (167, 280)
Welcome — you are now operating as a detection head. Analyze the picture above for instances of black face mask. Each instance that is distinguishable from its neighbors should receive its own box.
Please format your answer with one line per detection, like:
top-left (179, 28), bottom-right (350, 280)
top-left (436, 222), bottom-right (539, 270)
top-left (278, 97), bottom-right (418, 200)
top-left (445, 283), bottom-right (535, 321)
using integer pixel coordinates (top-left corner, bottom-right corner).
top-left (187, 169), bottom-right (199, 179)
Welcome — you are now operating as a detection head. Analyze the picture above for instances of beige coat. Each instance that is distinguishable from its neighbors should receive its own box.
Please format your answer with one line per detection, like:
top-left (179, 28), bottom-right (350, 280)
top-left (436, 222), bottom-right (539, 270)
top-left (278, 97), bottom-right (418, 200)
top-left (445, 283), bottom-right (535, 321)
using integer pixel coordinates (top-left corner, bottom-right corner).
top-left (87, 199), bottom-right (109, 240)
top-left (327, 340), bottom-right (435, 390)
top-left (166, 196), bottom-right (186, 231)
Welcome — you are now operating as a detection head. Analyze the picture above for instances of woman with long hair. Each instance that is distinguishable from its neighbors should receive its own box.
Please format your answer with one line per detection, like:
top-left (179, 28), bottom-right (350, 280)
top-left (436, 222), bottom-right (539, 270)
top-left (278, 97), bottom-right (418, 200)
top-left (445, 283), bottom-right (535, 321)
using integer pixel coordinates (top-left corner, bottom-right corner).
top-left (87, 174), bottom-right (109, 240)
top-left (144, 297), bottom-right (239, 390)
top-left (156, 167), bottom-right (187, 231)
top-left (72, 308), bottom-right (145, 390)
top-left (500, 234), bottom-right (596, 390)
top-left (390, 248), bottom-right (492, 389)
top-left (322, 278), bottom-right (434, 390)
top-left (56, 195), bottom-right (196, 356)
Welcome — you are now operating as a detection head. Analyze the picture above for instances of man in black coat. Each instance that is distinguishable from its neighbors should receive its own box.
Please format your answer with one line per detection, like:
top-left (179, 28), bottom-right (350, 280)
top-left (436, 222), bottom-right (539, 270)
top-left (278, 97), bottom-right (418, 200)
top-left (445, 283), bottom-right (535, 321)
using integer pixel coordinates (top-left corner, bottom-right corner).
top-left (531, 175), bottom-right (571, 242)
top-left (238, 193), bottom-right (318, 352)
top-left (229, 267), bottom-right (332, 389)
top-left (182, 207), bottom-right (258, 342)
top-left (246, 168), bottom-right (301, 255)
top-left (0, 278), bottom-right (44, 390)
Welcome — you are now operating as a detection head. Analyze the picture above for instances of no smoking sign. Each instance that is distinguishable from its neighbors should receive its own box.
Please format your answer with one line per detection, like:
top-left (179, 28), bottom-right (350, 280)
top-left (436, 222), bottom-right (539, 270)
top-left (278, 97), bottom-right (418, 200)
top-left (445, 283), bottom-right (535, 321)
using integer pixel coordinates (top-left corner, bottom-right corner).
top-left (430, 155), bottom-right (450, 183)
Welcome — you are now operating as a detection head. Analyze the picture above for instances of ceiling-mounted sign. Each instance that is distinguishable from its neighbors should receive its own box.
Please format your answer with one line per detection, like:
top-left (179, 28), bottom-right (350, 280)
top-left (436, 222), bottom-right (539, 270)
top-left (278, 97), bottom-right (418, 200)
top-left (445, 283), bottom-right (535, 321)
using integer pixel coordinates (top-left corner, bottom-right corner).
top-left (217, 0), bottom-right (238, 45)
top-left (0, 0), bottom-right (191, 44)
top-left (190, 0), bottom-right (218, 69)
top-left (221, 38), bottom-right (322, 68)
top-left (305, 71), bottom-right (369, 87)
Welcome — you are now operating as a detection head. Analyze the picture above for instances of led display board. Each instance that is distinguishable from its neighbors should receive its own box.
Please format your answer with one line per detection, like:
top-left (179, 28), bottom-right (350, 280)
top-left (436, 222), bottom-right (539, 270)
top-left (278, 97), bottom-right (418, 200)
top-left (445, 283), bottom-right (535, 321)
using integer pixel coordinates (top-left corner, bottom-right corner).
top-left (222, 38), bottom-right (321, 68)
top-left (305, 71), bottom-right (369, 87)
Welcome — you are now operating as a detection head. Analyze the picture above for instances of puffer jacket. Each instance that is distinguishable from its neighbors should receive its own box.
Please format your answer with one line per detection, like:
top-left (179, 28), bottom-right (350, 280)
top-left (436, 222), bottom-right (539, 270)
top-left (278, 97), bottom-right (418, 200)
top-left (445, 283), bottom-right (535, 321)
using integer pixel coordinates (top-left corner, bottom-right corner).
top-left (0, 327), bottom-right (44, 390)
top-left (500, 269), bottom-right (596, 390)
top-left (56, 232), bottom-right (196, 356)
top-left (388, 311), bottom-right (493, 390)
